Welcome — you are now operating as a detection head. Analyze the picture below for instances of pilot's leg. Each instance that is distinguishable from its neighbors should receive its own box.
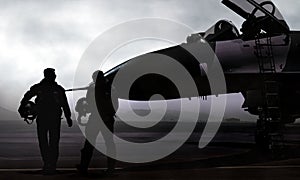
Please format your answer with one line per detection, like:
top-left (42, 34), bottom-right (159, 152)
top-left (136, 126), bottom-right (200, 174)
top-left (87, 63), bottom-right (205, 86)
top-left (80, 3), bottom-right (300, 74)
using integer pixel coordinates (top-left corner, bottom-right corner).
top-left (79, 140), bottom-right (95, 170)
top-left (37, 121), bottom-right (50, 171)
top-left (48, 121), bottom-right (61, 171)
top-left (103, 116), bottom-right (116, 173)
top-left (78, 115), bottom-right (100, 173)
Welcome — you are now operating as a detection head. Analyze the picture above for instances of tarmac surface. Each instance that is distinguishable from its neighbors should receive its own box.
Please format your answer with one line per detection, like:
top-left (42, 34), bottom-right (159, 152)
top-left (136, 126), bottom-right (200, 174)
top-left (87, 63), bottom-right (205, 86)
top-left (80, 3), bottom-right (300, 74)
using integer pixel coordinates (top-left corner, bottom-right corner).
top-left (0, 120), bottom-right (300, 179)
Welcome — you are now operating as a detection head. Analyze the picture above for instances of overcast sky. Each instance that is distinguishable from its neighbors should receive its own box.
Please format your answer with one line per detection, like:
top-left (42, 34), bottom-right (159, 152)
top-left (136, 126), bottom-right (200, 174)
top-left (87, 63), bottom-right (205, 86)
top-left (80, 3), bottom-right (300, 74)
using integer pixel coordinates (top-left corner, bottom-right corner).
top-left (0, 0), bottom-right (299, 121)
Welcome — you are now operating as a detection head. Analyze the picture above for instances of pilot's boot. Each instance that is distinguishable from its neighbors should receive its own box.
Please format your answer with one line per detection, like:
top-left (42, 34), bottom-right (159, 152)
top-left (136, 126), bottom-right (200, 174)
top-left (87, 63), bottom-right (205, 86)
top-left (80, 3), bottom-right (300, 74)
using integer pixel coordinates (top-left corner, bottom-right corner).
top-left (76, 164), bottom-right (88, 176)
top-left (106, 157), bottom-right (116, 175)
top-left (76, 148), bottom-right (93, 176)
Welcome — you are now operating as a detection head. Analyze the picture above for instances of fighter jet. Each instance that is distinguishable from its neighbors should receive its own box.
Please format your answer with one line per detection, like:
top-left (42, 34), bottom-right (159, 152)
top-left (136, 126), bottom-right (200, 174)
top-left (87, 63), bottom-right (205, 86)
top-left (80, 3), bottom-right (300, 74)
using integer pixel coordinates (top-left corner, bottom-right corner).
top-left (98, 0), bottom-right (298, 151)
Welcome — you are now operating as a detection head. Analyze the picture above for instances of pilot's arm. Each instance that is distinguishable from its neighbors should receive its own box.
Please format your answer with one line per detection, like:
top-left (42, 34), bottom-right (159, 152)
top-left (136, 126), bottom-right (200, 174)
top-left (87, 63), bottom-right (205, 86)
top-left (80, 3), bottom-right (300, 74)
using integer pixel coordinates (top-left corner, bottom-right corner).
top-left (19, 85), bottom-right (39, 118)
top-left (20, 84), bottom-right (39, 105)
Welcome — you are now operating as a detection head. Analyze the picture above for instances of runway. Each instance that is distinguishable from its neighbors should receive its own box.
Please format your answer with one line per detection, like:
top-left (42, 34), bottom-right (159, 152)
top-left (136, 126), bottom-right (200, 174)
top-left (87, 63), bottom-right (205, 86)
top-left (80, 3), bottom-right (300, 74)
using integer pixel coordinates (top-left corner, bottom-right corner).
top-left (0, 120), bottom-right (300, 179)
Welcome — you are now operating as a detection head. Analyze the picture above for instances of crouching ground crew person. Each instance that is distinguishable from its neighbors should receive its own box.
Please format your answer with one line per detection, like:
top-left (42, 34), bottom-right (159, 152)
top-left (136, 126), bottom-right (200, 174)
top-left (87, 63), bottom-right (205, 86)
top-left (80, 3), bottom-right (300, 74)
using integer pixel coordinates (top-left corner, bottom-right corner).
top-left (76, 70), bottom-right (116, 176)
top-left (20, 68), bottom-right (73, 175)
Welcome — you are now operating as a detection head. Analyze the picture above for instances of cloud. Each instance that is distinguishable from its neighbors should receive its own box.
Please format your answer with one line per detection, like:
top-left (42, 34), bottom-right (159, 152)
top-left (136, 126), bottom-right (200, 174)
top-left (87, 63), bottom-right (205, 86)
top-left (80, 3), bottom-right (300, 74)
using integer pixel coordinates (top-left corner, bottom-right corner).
top-left (0, 0), bottom-right (299, 117)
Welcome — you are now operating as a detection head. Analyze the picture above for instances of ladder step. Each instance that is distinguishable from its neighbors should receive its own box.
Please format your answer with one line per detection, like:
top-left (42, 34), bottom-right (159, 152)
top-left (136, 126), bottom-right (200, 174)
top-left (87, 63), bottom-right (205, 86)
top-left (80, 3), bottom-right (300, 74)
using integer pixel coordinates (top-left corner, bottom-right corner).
top-left (269, 120), bottom-right (281, 123)
top-left (266, 99), bottom-right (280, 103)
top-left (266, 93), bottom-right (279, 96)
top-left (259, 64), bottom-right (275, 67)
top-left (265, 81), bottom-right (277, 84)
top-left (267, 107), bottom-right (280, 109)
top-left (265, 82), bottom-right (280, 90)
top-left (261, 68), bottom-right (276, 71)
top-left (257, 44), bottom-right (274, 46)
top-left (258, 56), bottom-right (274, 58)
top-left (269, 133), bottom-right (282, 136)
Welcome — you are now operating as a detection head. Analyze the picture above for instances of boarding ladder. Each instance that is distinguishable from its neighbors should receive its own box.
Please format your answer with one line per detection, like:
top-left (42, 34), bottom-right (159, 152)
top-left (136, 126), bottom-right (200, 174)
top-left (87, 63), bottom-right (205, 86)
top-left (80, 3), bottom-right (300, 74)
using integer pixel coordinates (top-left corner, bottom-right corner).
top-left (254, 34), bottom-right (284, 154)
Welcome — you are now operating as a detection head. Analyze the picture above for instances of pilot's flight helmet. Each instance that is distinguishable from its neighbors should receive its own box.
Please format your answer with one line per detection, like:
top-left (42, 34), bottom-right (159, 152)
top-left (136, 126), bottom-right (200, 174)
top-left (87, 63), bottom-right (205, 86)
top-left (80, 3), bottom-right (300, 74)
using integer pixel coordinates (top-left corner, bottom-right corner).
top-left (75, 97), bottom-right (89, 116)
top-left (18, 101), bottom-right (37, 121)
top-left (92, 70), bottom-right (104, 82)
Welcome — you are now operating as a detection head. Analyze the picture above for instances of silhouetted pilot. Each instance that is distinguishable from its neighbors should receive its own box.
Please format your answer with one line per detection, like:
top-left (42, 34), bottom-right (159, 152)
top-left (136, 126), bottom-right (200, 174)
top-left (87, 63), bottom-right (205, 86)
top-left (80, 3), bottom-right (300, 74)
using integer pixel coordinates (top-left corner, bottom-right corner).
top-left (76, 70), bottom-right (116, 175)
top-left (20, 68), bottom-right (73, 175)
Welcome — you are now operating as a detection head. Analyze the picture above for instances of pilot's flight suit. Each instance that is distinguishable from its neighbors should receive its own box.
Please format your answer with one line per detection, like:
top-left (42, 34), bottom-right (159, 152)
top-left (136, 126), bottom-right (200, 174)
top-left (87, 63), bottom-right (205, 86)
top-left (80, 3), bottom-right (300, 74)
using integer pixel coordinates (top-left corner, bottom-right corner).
top-left (21, 78), bottom-right (72, 172)
top-left (78, 72), bottom-right (116, 174)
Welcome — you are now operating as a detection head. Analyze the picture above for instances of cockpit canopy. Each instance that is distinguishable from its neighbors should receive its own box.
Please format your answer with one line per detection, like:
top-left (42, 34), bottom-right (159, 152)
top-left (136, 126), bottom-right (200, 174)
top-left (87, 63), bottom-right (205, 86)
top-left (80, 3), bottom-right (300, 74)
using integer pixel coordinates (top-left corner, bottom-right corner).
top-left (226, 0), bottom-right (286, 21)
top-left (222, 0), bottom-right (290, 38)
top-left (187, 0), bottom-right (290, 43)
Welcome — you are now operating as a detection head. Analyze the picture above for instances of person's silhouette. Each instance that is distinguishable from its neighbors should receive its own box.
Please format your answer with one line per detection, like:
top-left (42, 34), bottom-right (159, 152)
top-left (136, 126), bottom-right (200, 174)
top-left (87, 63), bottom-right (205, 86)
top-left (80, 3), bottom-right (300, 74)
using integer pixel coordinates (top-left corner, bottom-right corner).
top-left (76, 70), bottom-right (116, 176)
top-left (20, 68), bottom-right (73, 175)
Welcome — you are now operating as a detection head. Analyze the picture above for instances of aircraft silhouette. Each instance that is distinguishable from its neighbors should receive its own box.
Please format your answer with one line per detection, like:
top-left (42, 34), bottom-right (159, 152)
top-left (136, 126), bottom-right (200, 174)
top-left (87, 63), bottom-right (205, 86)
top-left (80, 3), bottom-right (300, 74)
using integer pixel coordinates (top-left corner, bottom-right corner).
top-left (72, 0), bottom-right (298, 152)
